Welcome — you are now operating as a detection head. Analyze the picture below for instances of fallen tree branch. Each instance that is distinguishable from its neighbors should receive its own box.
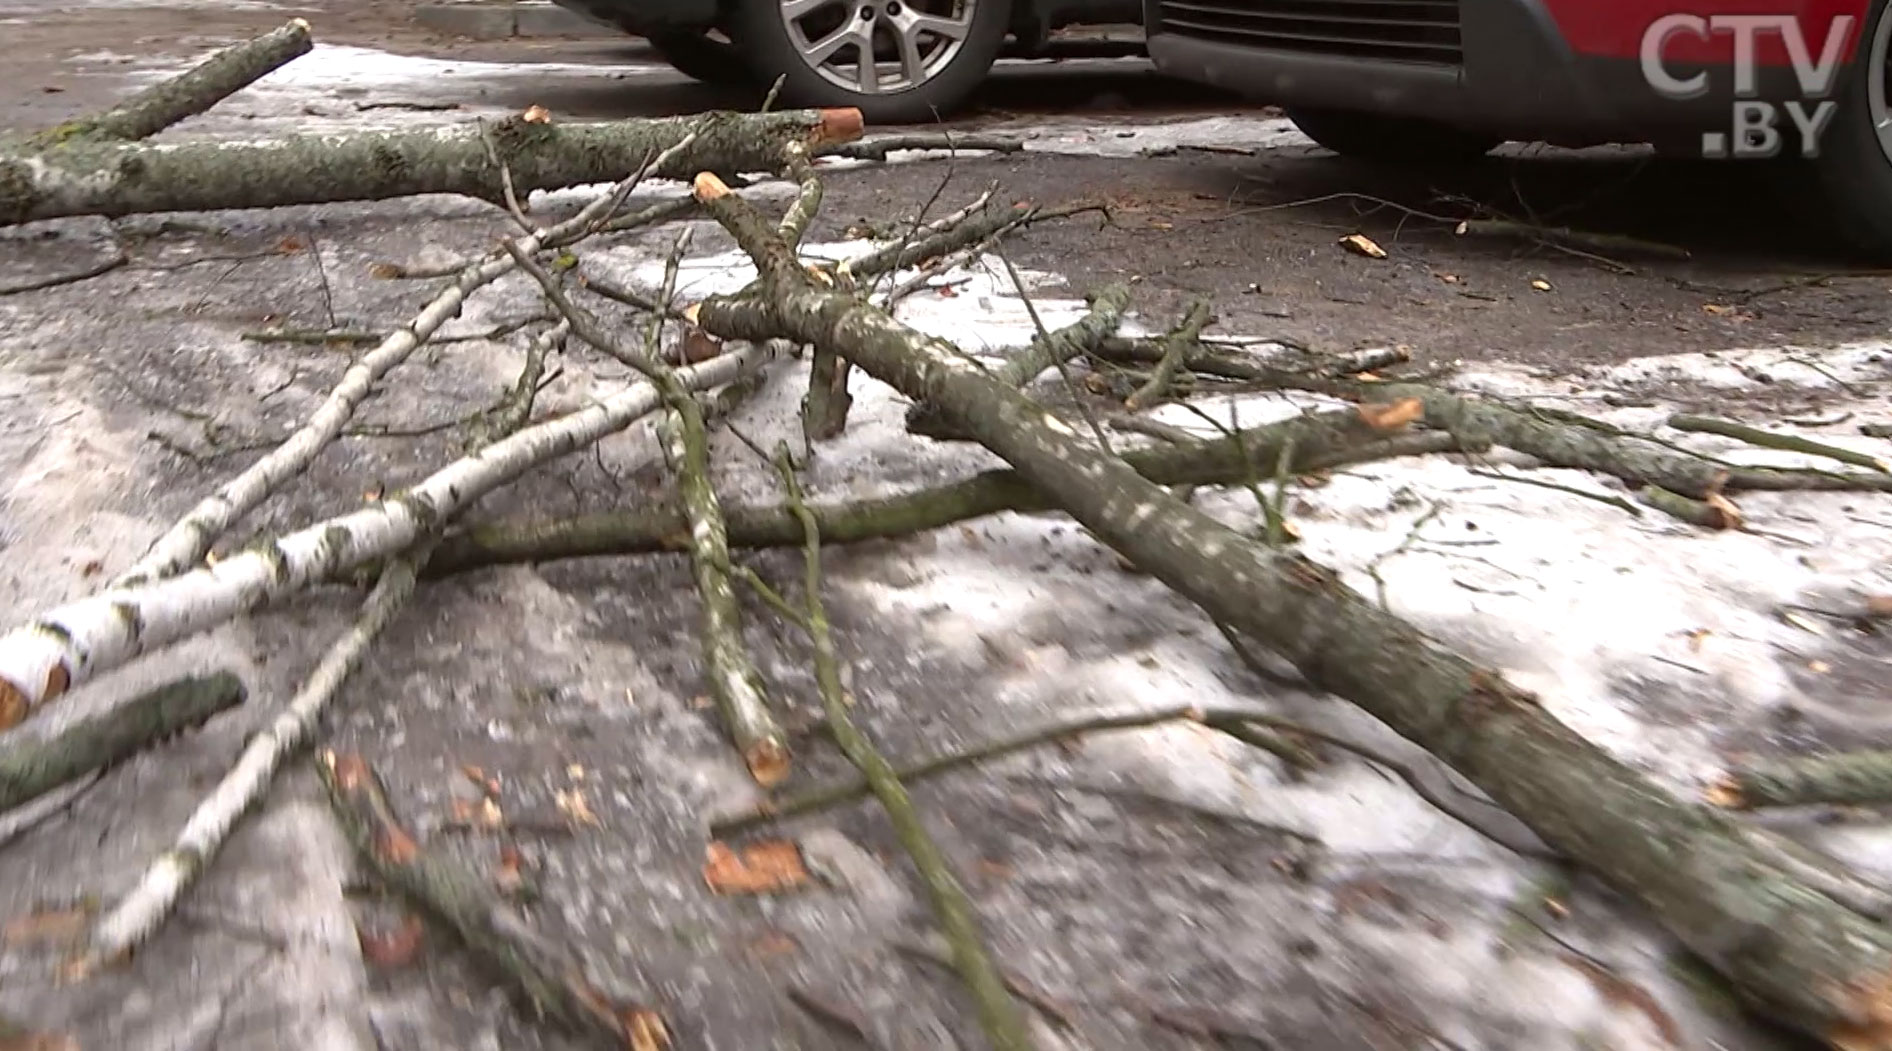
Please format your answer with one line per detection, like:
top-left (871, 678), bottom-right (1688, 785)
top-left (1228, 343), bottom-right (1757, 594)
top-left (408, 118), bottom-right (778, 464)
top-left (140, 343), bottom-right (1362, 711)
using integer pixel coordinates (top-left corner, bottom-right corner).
top-left (1125, 299), bottom-right (1210, 412)
top-left (711, 703), bottom-right (1200, 836)
top-left (685, 174), bottom-right (1892, 1046)
top-left (0, 342), bottom-right (767, 727)
top-left (1453, 218), bottom-right (1691, 263)
top-left (319, 752), bottom-right (667, 1048)
top-left (0, 671), bottom-right (244, 812)
top-left (1711, 751), bottom-right (1892, 810)
top-left (423, 415), bottom-right (1459, 576)
top-left (771, 449), bottom-right (1032, 1051)
top-left (3, 106), bottom-right (863, 225)
top-left (30, 20), bottom-right (313, 145)
top-left (112, 156), bottom-right (665, 589)
top-left (72, 544), bottom-right (430, 976)
top-left (1669, 414), bottom-right (1889, 474)
top-left (505, 227), bottom-right (789, 787)
top-left (905, 281), bottom-right (1131, 440)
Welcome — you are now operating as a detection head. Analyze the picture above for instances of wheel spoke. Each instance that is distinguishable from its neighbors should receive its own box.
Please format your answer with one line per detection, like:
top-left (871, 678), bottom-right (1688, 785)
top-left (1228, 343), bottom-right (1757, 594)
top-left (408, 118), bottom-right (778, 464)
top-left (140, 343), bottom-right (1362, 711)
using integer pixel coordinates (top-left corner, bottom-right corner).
top-left (857, 37), bottom-right (882, 93)
top-left (904, 11), bottom-right (969, 41)
top-left (801, 22), bottom-right (863, 66)
top-left (893, 15), bottom-right (927, 84)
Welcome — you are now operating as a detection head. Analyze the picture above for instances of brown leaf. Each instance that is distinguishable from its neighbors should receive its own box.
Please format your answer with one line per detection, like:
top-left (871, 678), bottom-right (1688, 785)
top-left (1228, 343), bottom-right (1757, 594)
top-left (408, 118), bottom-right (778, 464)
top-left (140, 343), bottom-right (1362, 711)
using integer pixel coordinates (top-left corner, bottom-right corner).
top-left (368, 262), bottom-right (403, 279)
top-left (358, 914), bottom-right (425, 968)
top-left (449, 796), bottom-right (506, 831)
top-left (1530, 278), bottom-right (1553, 292)
top-left (4, 904), bottom-right (92, 949)
top-left (460, 763), bottom-right (501, 797)
top-left (626, 1009), bottom-right (670, 1051)
top-left (554, 788), bottom-right (601, 828)
top-left (1338, 233), bottom-right (1387, 259)
top-left (276, 235), bottom-right (306, 254)
top-left (521, 104), bottom-right (552, 123)
top-left (1356, 398), bottom-right (1424, 431)
top-left (702, 840), bottom-right (809, 894)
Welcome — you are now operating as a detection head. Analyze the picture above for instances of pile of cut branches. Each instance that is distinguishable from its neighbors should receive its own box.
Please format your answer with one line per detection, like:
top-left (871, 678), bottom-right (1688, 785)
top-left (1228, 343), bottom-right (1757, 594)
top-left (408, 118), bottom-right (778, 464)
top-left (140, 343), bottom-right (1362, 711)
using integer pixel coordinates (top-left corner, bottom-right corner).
top-left (2, 19), bottom-right (1892, 1051)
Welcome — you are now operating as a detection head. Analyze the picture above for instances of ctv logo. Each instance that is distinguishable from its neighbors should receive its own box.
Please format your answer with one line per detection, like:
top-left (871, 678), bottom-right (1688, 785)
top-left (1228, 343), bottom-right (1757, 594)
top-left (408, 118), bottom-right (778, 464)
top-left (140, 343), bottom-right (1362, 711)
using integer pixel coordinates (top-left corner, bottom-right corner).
top-left (1639, 13), bottom-right (1859, 159)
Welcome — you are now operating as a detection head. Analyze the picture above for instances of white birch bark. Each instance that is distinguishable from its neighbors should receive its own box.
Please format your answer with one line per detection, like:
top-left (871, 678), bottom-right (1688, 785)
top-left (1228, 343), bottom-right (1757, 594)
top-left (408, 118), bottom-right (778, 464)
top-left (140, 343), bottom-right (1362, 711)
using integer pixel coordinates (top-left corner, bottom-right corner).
top-left (113, 183), bottom-right (634, 589)
top-left (0, 345), bottom-right (768, 723)
top-left (74, 546), bottom-right (425, 973)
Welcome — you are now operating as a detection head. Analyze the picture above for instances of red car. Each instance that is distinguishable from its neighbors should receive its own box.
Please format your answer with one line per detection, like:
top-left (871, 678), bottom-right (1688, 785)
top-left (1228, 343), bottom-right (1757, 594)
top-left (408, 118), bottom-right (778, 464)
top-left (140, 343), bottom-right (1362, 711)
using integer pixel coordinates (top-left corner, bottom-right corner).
top-left (1144, 0), bottom-right (1892, 256)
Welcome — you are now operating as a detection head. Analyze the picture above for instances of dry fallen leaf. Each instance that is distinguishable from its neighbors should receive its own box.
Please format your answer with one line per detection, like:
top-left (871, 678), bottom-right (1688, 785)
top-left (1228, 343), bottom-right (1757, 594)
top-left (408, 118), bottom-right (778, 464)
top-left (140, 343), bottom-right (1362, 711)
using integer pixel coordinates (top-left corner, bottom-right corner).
top-left (1703, 303), bottom-right (1733, 315)
top-left (367, 261), bottom-right (403, 280)
top-left (1356, 397), bottom-right (1424, 431)
top-left (460, 764), bottom-right (501, 797)
top-left (449, 796), bottom-right (506, 831)
top-left (626, 1010), bottom-right (670, 1051)
top-left (703, 840), bottom-right (809, 894)
top-left (357, 914), bottom-right (425, 968)
top-left (555, 787), bottom-right (601, 828)
top-left (521, 104), bottom-right (552, 123)
top-left (1436, 272), bottom-right (1460, 284)
top-left (276, 234), bottom-right (306, 254)
top-left (1338, 233), bottom-right (1387, 259)
top-left (1530, 279), bottom-right (1552, 292)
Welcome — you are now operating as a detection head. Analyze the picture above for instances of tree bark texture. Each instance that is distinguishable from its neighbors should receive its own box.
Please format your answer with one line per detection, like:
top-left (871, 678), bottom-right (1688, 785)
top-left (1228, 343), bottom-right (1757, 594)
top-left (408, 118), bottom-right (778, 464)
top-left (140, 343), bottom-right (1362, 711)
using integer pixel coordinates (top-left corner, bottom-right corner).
top-left (2, 107), bottom-right (863, 225)
top-left (686, 174), bottom-right (1892, 1048)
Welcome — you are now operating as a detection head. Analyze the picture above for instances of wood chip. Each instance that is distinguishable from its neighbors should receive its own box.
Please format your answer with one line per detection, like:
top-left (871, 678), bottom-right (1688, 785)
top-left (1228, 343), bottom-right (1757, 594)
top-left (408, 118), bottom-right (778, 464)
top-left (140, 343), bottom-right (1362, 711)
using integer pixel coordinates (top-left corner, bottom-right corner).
top-left (1356, 397), bottom-right (1424, 431)
top-left (1338, 233), bottom-right (1387, 259)
top-left (702, 840), bottom-right (809, 894)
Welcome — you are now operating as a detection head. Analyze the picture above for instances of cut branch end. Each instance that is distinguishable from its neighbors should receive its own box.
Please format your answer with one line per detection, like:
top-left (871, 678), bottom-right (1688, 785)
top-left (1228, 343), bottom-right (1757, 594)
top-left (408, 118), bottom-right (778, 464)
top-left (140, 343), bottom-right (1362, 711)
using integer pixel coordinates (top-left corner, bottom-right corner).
top-left (812, 107), bottom-right (866, 146)
top-left (693, 172), bottom-right (732, 202)
top-left (746, 740), bottom-right (792, 789)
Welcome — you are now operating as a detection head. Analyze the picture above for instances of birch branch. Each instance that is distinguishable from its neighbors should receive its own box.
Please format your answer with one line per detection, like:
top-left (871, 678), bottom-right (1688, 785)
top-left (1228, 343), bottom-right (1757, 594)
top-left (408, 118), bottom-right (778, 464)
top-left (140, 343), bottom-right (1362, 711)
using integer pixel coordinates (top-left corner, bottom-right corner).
top-left (0, 345), bottom-right (767, 728)
top-left (771, 449), bottom-right (1033, 1051)
top-left (425, 413), bottom-right (1456, 576)
top-left (683, 173), bottom-right (1892, 1046)
top-left (0, 671), bottom-right (244, 812)
top-left (111, 140), bottom-right (696, 589)
top-left (2, 106), bottom-right (864, 225)
top-left (70, 547), bottom-right (428, 977)
top-left (319, 752), bottom-right (667, 1047)
top-left (505, 228), bottom-right (788, 786)
top-left (30, 19), bottom-right (313, 145)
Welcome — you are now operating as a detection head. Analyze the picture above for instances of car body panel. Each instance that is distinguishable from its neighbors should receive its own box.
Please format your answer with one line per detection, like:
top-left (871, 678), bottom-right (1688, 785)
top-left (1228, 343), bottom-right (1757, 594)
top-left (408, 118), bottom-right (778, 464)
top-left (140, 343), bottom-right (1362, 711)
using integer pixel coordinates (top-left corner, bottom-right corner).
top-left (1143, 0), bottom-right (1876, 145)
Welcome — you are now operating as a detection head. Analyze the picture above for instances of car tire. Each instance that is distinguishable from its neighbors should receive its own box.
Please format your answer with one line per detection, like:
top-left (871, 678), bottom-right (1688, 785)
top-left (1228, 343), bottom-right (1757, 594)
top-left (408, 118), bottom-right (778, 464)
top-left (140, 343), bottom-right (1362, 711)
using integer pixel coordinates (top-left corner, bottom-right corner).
top-left (647, 30), bottom-right (754, 86)
top-left (727, 0), bottom-right (1010, 123)
top-left (1804, 0), bottom-right (1892, 261)
top-left (1285, 106), bottom-right (1503, 164)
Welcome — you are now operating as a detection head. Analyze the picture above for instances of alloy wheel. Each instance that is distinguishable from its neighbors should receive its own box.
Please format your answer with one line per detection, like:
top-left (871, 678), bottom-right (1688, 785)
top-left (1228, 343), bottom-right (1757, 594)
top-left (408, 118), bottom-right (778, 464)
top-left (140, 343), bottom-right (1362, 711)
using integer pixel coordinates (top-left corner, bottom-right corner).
top-left (777, 0), bottom-right (977, 95)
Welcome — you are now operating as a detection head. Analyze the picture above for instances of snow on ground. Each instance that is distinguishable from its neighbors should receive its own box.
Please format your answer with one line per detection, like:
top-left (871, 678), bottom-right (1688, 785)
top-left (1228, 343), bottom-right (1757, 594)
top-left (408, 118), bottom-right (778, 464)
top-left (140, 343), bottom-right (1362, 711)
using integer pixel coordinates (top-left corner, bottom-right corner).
top-left (620, 228), bottom-right (1892, 862)
top-left (95, 40), bottom-right (1315, 152)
